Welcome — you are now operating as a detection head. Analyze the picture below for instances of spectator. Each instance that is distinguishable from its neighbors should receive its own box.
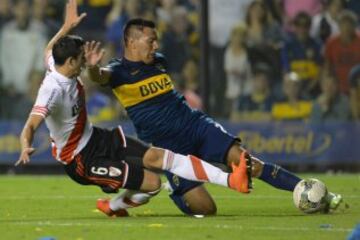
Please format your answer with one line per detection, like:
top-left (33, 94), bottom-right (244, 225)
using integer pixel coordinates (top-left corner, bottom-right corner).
top-left (0, 0), bottom-right (12, 28)
top-left (208, 0), bottom-right (252, 117)
top-left (231, 63), bottom-right (275, 122)
top-left (282, 0), bottom-right (323, 28)
top-left (37, 0), bottom-right (66, 38)
top-left (179, 58), bottom-right (203, 110)
top-left (181, 1), bottom-right (200, 60)
top-left (156, 0), bottom-right (177, 34)
top-left (345, 0), bottom-right (360, 20)
top-left (310, 73), bottom-right (351, 122)
top-left (105, 0), bottom-right (142, 59)
top-left (348, 64), bottom-right (360, 120)
top-left (324, 10), bottom-right (360, 95)
top-left (0, 0), bottom-right (12, 79)
top-left (245, 0), bottom-right (284, 49)
top-left (76, 0), bottom-right (113, 41)
top-left (182, 0), bottom-right (201, 31)
top-left (245, 0), bottom-right (284, 83)
top-left (310, 0), bottom-right (343, 43)
top-left (161, 6), bottom-right (192, 77)
top-left (281, 12), bottom-right (322, 97)
top-left (0, 0), bottom-right (12, 118)
top-left (272, 72), bottom-right (312, 121)
top-left (263, 0), bottom-right (283, 24)
top-left (31, 0), bottom-right (51, 36)
top-left (0, 0), bottom-right (46, 100)
top-left (224, 22), bottom-right (252, 116)
top-left (32, 0), bottom-right (48, 23)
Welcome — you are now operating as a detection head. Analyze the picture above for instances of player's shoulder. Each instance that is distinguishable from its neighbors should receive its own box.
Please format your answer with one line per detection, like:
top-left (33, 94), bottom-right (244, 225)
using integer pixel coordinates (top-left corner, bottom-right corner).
top-left (107, 58), bottom-right (124, 70)
top-left (154, 52), bottom-right (167, 64)
top-left (39, 75), bottom-right (63, 95)
top-left (105, 58), bottom-right (130, 79)
top-left (153, 52), bottom-right (168, 71)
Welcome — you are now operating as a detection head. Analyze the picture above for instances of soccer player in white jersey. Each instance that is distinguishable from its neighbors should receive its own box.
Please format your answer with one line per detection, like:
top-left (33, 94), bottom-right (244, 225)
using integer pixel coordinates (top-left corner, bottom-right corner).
top-left (16, 0), bottom-right (251, 217)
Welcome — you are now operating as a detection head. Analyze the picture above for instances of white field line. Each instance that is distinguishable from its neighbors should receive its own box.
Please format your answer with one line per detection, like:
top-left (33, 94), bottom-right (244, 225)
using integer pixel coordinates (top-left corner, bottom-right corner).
top-left (8, 221), bottom-right (353, 232)
top-left (0, 195), bottom-right (359, 200)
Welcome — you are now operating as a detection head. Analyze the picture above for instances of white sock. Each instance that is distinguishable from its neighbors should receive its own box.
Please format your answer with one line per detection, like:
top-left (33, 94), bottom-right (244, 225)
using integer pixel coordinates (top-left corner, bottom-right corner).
top-left (162, 150), bottom-right (229, 187)
top-left (109, 188), bottom-right (160, 211)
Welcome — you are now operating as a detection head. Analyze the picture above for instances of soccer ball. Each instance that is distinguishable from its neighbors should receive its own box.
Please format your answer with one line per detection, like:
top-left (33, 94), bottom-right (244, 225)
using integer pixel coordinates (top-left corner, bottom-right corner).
top-left (293, 178), bottom-right (328, 214)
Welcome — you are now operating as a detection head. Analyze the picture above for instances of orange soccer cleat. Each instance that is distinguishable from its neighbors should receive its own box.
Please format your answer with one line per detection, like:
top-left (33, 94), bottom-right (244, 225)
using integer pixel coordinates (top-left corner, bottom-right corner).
top-left (228, 151), bottom-right (253, 193)
top-left (96, 198), bottom-right (129, 217)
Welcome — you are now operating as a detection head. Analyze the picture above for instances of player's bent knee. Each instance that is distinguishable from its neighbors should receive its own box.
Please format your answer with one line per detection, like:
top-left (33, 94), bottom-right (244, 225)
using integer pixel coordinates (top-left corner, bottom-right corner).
top-left (142, 147), bottom-right (164, 170)
top-left (186, 198), bottom-right (217, 215)
top-left (183, 186), bottom-right (217, 215)
top-left (191, 202), bottom-right (217, 215)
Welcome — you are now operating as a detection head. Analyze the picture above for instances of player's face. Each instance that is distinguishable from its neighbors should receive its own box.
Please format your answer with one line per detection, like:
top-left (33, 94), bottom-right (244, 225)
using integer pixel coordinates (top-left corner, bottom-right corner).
top-left (70, 49), bottom-right (86, 77)
top-left (136, 27), bottom-right (159, 64)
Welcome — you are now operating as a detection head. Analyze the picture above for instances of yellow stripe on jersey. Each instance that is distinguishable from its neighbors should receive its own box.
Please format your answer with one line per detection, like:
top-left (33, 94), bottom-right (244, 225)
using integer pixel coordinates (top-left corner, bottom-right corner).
top-left (77, 0), bottom-right (111, 7)
top-left (112, 73), bottom-right (174, 108)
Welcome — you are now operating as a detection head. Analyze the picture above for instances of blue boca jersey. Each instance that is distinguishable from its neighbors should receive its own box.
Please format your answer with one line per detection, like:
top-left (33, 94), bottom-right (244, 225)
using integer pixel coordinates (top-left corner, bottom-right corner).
top-left (106, 53), bottom-right (206, 144)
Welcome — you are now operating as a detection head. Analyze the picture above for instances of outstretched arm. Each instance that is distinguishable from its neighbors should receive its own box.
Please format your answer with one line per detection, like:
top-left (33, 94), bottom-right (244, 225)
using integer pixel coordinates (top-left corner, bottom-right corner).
top-left (15, 115), bottom-right (44, 166)
top-left (44, 0), bottom-right (86, 58)
top-left (85, 41), bottom-right (111, 85)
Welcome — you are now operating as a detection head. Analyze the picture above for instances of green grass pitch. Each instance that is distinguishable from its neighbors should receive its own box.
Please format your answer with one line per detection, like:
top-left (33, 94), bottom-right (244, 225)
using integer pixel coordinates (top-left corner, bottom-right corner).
top-left (1, 174), bottom-right (359, 240)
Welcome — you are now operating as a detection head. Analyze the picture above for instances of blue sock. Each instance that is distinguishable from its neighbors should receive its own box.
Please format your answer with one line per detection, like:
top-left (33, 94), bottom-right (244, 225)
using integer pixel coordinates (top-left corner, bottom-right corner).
top-left (258, 162), bottom-right (301, 191)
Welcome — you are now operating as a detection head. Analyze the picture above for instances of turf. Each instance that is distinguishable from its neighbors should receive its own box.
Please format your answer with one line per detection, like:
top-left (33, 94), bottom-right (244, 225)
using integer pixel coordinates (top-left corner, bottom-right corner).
top-left (0, 174), bottom-right (359, 240)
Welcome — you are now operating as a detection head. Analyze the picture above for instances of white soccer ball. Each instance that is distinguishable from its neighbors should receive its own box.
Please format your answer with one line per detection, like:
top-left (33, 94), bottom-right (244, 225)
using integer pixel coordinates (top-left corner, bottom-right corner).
top-left (293, 178), bottom-right (328, 214)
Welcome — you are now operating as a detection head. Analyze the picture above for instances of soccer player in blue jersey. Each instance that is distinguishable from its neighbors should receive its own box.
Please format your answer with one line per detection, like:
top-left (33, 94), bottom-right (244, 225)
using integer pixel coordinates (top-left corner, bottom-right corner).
top-left (86, 18), bottom-right (342, 215)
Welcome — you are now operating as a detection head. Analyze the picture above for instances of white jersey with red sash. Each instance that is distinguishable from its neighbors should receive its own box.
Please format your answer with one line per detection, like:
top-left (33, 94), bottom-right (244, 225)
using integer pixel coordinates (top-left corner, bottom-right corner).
top-left (30, 53), bottom-right (93, 164)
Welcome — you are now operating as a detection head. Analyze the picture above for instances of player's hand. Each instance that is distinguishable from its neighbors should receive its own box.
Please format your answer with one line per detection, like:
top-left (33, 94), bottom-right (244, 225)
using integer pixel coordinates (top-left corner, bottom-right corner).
top-left (84, 41), bottom-right (106, 67)
top-left (63, 0), bottom-right (87, 31)
top-left (15, 147), bottom-right (36, 166)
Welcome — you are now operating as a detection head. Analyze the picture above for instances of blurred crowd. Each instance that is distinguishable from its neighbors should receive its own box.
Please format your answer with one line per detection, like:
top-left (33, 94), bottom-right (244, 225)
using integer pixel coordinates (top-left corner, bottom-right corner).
top-left (0, 0), bottom-right (360, 124)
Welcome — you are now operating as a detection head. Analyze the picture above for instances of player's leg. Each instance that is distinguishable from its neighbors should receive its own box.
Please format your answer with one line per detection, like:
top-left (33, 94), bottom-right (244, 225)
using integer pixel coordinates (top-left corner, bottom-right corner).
top-left (117, 136), bottom-right (216, 216)
top-left (159, 120), bottom-right (252, 216)
top-left (226, 142), bottom-right (301, 191)
top-left (102, 163), bottom-right (217, 217)
top-left (98, 168), bottom-right (162, 217)
top-left (64, 152), bottom-right (162, 217)
top-left (142, 147), bottom-right (250, 193)
top-left (163, 172), bottom-right (217, 215)
top-left (76, 127), bottom-right (161, 217)
top-left (122, 133), bottom-right (250, 192)
top-left (181, 185), bottom-right (217, 215)
top-left (114, 135), bottom-right (215, 215)
top-left (226, 142), bottom-right (343, 211)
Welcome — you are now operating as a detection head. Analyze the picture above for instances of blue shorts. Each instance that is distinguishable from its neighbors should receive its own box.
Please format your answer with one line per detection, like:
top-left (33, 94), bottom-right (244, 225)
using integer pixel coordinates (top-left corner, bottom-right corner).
top-left (153, 117), bottom-right (238, 214)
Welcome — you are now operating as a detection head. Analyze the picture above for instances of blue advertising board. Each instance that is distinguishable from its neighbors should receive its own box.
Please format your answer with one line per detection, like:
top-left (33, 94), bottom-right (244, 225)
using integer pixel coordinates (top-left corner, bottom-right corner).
top-left (1, 121), bottom-right (359, 166)
top-left (221, 122), bottom-right (360, 166)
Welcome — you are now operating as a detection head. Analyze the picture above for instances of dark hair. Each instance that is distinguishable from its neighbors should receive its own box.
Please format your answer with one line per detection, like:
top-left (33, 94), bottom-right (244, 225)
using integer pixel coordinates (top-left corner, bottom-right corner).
top-left (253, 62), bottom-right (271, 78)
top-left (245, 0), bottom-right (267, 26)
top-left (293, 12), bottom-right (312, 28)
top-left (123, 18), bottom-right (156, 46)
top-left (52, 35), bottom-right (85, 65)
top-left (14, 0), bottom-right (31, 6)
